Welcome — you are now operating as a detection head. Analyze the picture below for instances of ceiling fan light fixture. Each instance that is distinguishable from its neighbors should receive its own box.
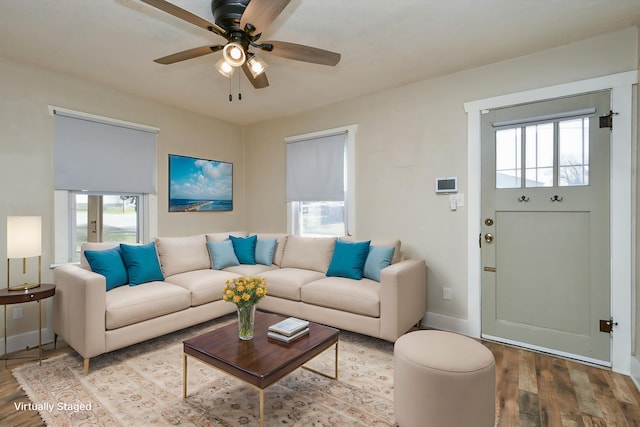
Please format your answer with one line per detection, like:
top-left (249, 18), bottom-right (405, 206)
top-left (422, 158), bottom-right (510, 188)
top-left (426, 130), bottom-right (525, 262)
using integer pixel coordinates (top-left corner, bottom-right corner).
top-left (247, 54), bottom-right (268, 78)
top-left (222, 42), bottom-right (246, 67)
top-left (215, 57), bottom-right (235, 78)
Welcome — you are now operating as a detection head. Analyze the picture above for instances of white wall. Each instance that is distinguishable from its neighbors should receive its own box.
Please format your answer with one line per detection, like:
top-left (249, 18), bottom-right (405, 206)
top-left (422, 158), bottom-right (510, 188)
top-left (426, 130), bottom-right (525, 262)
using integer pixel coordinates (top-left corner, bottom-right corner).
top-left (244, 27), bottom-right (639, 325)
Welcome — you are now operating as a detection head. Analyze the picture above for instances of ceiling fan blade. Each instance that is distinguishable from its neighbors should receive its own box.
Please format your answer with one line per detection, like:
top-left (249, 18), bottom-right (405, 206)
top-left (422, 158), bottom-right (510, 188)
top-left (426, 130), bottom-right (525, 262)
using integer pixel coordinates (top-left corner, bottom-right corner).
top-left (141, 0), bottom-right (226, 36)
top-left (242, 63), bottom-right (269, 89)
top-left (262, 41), bottom-right (341, 66)
top-left (154, 45), bottom-right (223, 65)
top-left (240, 0), bottom-right (290, 35)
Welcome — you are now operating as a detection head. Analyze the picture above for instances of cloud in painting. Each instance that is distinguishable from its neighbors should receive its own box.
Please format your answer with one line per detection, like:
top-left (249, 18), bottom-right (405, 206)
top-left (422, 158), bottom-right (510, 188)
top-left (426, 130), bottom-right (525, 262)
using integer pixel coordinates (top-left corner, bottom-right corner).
top-left (170, 155), bottom-right (232, 201)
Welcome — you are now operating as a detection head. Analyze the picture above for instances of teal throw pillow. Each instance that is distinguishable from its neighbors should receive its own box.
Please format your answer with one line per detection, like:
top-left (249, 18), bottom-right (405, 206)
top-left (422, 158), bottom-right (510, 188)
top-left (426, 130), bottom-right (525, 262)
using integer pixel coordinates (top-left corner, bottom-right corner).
top-left (119, 242), bottom-right (164, 286)
top-left (255, 238), bottom-right (277, 266)
top-left (363, 246), bottom-right (395, 282)
top-left (84, 246), bottom-right (128, 291)
top-left (326, 240), bottom-right (371, 280)
top-left (207, 241), bottom-right (240, 270)
top-left (230, 235), bottom-right (257, 264)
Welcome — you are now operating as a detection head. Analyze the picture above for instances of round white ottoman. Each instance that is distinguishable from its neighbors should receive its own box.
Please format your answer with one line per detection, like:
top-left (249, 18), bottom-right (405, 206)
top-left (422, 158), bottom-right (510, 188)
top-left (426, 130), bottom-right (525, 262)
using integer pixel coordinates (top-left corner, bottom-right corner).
top-left (394, 330), bottom-right (496, 427)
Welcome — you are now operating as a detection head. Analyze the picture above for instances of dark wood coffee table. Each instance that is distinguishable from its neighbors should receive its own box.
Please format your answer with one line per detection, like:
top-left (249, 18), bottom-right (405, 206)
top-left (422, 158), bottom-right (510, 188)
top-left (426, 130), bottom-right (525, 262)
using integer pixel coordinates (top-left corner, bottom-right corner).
top-left (183, 311), bottom-right (339, 426)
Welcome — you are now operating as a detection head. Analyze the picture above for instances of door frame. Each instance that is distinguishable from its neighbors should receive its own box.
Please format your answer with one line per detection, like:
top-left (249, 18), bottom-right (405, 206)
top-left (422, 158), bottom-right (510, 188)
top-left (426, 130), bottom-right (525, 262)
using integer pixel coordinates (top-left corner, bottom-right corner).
top-left (464, 70), bottom-right (638, 374)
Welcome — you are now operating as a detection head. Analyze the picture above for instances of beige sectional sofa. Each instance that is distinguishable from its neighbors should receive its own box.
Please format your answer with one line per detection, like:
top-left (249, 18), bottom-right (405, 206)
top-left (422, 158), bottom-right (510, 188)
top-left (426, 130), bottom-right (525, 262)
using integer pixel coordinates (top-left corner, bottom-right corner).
top-left (53, 232), bottom-right (427, 374)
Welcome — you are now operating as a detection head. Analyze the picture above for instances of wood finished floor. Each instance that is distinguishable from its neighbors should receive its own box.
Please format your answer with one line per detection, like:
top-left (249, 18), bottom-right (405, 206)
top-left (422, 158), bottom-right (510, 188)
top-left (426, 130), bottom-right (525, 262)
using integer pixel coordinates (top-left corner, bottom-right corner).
top-left (2, 340), bottom-right (640, 426)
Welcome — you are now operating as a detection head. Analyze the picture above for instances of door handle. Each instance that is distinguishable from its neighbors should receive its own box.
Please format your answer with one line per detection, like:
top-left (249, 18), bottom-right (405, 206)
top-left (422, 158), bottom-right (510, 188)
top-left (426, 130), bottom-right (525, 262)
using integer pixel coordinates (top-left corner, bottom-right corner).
top-left (484, 233), bottom-right (494, 243)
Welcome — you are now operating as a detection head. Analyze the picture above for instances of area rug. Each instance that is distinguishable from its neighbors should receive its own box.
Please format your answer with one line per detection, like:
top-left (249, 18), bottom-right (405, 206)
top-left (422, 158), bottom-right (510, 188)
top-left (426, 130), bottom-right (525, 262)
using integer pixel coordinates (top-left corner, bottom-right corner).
top-left (12, 314), bottom-right (396, 426)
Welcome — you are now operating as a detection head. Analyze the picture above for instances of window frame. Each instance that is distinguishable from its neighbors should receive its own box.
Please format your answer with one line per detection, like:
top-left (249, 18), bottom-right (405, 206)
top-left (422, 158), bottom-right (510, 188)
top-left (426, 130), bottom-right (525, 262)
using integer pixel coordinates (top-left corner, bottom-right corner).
top-left (50, 107), bottom-right (158, 265)
top-left (285, 125), bottom-right (357, 237)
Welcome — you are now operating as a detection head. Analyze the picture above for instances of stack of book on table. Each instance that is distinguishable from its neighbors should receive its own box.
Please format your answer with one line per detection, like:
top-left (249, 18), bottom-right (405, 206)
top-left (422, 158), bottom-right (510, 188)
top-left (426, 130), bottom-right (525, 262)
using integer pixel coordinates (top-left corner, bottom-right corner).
top-left (268, 317), bottom-right (310, 343)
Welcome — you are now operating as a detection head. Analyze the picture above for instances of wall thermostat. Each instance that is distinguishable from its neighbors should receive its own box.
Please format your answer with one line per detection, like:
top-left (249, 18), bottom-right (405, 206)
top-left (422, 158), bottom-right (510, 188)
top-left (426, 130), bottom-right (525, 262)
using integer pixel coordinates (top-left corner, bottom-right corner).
top-left (435, 177), bottom-right (458, 194)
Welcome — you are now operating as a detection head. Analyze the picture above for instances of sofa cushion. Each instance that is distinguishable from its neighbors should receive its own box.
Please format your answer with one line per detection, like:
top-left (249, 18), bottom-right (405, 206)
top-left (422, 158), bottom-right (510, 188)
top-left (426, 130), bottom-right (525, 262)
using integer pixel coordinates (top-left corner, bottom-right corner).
top-left (165, 269), bottom-right (240, 306)
top-left (207, 241), bottom-right (240, 269)
top-left (280, 236), bottom-right (336, 273)
top-left (84, 246), bottom-right (128, 291)
top-left (230, 235), bottom-right (257, 264)
top-left (206, 231), bottom-right (248, 242)
top-left (120, 242), bottom-right (165, 286)
top-left (363, 246), bottom-right (395, 282)
top-left (343, 237), bottom-right (402, 264)
top-left (105, 281), bottom-right (190, 330)
top-left (80, 242), bottom-right (120, 269)
top-left (261, 268), bottom-right (326, 301)
top-left (255, 238), bottom-right (277, 266)
top-left (155, 235), bottom-right (210, 277)
top-left (224, 264), bottom-right (279, 276)
top-left (255, 233), bottom-right (288, 266)
top-left (301, 277), bottom-right (380, 317)
top-left (327, 240), bottom-right (371, 280)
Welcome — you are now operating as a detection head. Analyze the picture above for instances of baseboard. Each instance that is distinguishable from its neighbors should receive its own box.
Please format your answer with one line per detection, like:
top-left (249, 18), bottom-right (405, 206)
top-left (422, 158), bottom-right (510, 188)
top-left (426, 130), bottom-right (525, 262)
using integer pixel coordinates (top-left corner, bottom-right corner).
top-left (630, 356), bottom-right (640, 392)
top-left (423, 311), bottom-right (474, 337)
top-left (2, 327), bottom-right (55, 355)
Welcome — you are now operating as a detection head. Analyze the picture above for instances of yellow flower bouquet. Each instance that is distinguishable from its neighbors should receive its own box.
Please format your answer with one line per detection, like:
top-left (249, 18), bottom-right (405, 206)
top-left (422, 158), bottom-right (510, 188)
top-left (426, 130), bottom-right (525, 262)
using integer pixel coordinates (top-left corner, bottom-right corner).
top-left (223, 276), bottom-right (267, 340)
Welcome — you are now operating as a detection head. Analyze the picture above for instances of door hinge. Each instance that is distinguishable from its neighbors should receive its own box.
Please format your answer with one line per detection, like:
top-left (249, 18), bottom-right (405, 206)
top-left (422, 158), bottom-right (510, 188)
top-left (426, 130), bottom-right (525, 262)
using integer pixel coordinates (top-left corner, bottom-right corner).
top-left (599, 317), bottom-right (617, 334)
top-left (599, 110), bottom-right (619, 130)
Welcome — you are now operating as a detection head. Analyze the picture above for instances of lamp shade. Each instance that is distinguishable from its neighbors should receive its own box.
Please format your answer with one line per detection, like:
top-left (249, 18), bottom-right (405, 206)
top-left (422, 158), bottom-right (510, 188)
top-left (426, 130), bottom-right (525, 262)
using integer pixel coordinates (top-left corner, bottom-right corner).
top-left (222, 42), bottom-right (246, 67)
top-left (215, 57), bottom-right (235, 78)
top-left (7, 216), bottom-right (42, 258)
top-left (247, 54), bottom-right (268, 78)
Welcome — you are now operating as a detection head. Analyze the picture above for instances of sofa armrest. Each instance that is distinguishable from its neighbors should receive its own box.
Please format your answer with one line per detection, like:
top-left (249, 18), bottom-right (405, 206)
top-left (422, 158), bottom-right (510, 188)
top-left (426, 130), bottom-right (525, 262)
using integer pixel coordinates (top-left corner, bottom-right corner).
top-left (53, 264), bottom-right (106, 359)
top-left (378, 258), bottom-right (427, 341)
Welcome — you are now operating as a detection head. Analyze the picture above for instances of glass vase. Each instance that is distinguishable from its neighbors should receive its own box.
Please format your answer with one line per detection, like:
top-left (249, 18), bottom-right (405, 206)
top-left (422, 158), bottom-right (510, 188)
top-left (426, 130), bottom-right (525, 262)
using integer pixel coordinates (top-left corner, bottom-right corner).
top-left (237, 304), bottom-right (256, 340)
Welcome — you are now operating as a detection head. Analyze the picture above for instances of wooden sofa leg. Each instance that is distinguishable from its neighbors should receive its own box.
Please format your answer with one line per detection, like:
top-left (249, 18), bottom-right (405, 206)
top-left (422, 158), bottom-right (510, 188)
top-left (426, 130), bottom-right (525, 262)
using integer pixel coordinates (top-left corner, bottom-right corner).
top-left (83, 358), bottom-right (90, 376)
top-left (54, 333), bottom-right (58, 349)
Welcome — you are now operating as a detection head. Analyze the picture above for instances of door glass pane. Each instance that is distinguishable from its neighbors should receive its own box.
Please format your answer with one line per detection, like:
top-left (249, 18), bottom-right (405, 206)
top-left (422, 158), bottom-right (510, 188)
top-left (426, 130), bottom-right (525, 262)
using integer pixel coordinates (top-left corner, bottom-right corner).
top-left (495, 128), bottom-right (522, 189)
top-left (525, 123), bottom-right (554, 187)
top-left (559, 118), bottom-right (589, 186)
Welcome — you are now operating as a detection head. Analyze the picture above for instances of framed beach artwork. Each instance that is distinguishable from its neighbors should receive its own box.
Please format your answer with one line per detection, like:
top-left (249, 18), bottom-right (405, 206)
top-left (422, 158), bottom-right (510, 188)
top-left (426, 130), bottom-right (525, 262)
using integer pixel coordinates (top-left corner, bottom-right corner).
top-left (168, 154), bottom-right (233, 212)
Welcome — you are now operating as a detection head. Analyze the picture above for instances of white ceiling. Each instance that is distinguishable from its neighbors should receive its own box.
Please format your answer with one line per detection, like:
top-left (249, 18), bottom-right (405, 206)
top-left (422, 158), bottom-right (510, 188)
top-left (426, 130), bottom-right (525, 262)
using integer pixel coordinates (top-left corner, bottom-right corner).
top-left (0, 0), bottom-right (638, 125)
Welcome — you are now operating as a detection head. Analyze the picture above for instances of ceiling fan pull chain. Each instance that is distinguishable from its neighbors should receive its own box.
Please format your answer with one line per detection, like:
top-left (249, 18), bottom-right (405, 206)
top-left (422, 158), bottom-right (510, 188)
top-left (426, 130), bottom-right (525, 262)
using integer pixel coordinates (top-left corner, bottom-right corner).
top-left (228, 75), bottom-right (233, 102)
top-left (238, 73), bottom-right (242, 101)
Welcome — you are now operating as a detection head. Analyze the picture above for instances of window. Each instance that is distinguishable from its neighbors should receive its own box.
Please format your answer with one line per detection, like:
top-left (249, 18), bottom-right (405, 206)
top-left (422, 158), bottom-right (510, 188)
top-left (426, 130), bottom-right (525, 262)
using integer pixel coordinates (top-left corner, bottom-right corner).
top-left (285, 126), bottom-right (356, 237)
top-left (495, 114), bottom-right (591, 189)
top-left (50, 106), bottom-right (158, 263)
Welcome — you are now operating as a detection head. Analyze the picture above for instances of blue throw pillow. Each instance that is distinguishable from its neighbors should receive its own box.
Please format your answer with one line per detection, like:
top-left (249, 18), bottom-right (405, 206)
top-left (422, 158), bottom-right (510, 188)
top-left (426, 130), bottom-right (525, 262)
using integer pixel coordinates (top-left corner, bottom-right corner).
top-left (230, 235), bottom-right (257, 265)
top-left (255, 238), bottom-right (277, 266)
top-left (119, 242), bottom-right (164, 286)
top-left (84, 246), bottom-right (128, 291)
top-left (207, 241), bottom-right (240, 270)
top-left (363, 246), bottom-right (395, 282)
top-left (326, 240), bottom-right (371, 280)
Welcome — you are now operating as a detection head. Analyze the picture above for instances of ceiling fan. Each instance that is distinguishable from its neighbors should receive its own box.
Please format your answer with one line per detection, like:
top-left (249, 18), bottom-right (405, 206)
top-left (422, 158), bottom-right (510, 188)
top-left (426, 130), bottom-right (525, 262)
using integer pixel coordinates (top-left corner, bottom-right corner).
top-left (140, 0), bottom-right (341, 90)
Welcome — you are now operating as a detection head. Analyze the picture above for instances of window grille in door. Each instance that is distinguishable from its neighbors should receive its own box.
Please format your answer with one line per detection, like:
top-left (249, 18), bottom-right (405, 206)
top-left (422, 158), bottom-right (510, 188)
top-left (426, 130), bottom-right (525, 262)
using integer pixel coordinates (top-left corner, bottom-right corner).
top-left (495, 114), bottom-right (592, 189)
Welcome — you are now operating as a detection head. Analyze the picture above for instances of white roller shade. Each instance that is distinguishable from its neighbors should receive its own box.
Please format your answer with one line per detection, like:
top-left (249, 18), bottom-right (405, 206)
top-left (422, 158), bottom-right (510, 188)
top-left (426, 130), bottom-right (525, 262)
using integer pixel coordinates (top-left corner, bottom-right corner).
top-left (53, 112), bottom-right (157, 193)
top-left (286, 133), bottom-right (345, 201)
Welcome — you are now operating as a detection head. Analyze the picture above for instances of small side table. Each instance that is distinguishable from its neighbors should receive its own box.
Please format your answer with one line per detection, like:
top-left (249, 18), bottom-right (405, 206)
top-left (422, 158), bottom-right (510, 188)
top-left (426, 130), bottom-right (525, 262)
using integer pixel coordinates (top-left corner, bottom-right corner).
top-left (0, 283), bottom-right (56, 367)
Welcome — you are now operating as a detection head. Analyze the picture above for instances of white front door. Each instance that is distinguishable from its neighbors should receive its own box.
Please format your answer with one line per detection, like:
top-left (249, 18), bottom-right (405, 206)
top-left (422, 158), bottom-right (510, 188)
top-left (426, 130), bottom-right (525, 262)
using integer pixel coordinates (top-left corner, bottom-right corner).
top-left (480, 91), bottom-right (611, 364)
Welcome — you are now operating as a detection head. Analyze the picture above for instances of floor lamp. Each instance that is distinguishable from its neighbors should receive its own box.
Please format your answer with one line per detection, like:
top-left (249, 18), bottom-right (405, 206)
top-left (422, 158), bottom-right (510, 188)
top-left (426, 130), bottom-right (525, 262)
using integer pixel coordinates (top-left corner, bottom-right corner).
top-left (7, 216), bottom-right (42, 291)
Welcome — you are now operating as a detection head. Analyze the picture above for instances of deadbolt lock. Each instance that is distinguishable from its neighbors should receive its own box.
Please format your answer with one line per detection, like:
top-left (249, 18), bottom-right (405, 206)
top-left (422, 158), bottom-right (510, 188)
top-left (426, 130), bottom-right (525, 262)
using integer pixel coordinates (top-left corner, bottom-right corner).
top-left (484, 218), bottom-right (494, 226)
top-left (484, 233), bottom-right (494, 243)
